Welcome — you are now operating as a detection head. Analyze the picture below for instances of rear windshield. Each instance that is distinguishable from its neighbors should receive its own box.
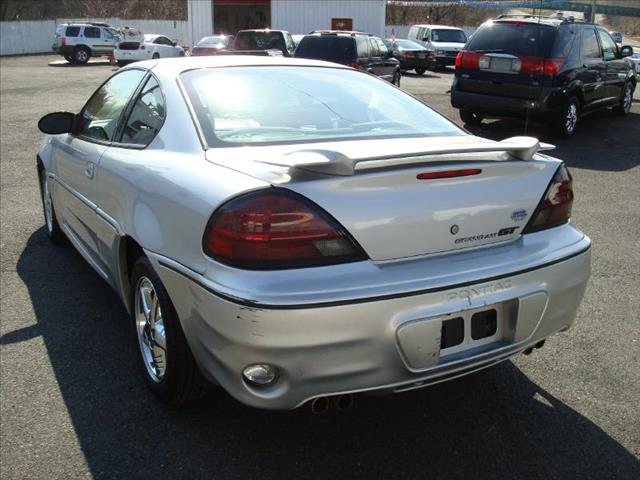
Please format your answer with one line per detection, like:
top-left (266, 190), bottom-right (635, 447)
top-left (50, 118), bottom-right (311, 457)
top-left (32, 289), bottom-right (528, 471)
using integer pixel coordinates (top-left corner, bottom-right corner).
top-left (180, 66), bottom-right (463, 147)
top-left (467, 22), bottom-right (557, 56)
top-left (394, 39), bottom-right (424, 49)
top-left (65, 26), bottom-right (81, 37)
top-left (234, 31), bottom-right (285, 51)
top-left (294, 36), bottom-right (356, 63)
top-left (431, 29), bottom-right (467, 43)
top-left (199, 36), bottom-right (231, 47)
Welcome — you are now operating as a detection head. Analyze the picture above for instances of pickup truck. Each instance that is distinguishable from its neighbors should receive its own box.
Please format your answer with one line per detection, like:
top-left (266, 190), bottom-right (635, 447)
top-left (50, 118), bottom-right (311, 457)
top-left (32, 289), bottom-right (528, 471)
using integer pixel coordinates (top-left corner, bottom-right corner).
top-left (232, 29), bottom-right (296, 57)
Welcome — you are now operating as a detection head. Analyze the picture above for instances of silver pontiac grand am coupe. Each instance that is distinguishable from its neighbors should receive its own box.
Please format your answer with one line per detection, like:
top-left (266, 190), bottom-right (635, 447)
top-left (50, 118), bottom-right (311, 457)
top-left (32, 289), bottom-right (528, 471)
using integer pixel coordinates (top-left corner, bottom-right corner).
top-left (37, 56), bottom-right (590, 411)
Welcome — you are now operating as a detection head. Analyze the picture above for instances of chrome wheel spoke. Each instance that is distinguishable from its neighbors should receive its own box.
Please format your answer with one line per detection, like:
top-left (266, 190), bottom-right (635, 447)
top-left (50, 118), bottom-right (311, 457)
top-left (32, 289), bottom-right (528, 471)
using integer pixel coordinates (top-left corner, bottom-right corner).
top-left (135, 276), bottom-right (168, 383)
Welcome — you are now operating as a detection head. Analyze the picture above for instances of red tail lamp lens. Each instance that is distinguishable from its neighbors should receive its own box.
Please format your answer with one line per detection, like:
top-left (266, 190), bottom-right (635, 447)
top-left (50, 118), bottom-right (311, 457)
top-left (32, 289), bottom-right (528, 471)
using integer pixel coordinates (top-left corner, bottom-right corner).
top-left (403, 51), bottom-right (415, 58)
top-left (203, 190), bottom-right (367, 269)
top-left (523, 164), bottom-right (574, 233)
top-left (455, 51), bottom-right (480, 69)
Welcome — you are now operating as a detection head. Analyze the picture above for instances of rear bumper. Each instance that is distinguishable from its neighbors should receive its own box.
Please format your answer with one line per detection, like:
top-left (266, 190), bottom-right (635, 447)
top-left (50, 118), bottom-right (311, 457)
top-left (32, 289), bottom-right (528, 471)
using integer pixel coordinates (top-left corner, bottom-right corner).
top-left (436, 55), bottom-right (457, 66)
top-left (399, 58), bottom-right (436, 70)
top-left (52, 45), bottom-right (74, 55)
top-left (150, 228), bottom-right (591, 410)
top-left (451, 79), bottom-right (563, 117)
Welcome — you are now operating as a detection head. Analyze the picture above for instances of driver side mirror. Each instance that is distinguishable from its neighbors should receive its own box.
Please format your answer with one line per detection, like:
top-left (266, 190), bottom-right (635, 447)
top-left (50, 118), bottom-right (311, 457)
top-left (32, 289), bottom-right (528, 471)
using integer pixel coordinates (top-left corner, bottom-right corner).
top-left (620, 45), bottom-right (634, 58)
top-left (38, 112), bottom-right (75, 135)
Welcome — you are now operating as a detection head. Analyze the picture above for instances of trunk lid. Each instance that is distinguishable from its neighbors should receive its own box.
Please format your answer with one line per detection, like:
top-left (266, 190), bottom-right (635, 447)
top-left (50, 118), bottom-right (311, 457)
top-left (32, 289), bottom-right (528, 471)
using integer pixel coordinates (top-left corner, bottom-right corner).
top-left (206, 136), bottom-right (558, 261)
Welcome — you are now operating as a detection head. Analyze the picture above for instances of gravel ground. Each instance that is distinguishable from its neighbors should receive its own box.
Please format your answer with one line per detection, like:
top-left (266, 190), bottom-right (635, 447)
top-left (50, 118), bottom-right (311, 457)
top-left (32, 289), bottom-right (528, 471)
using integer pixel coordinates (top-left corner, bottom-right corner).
top-left (1, 55), bottom-right (639, 480)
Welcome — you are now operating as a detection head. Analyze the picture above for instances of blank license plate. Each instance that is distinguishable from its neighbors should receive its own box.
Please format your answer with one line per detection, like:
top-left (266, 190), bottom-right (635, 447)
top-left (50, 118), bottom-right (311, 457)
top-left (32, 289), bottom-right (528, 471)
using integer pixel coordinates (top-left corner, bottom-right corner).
top-left (490, 57), bottom-right (514, 72)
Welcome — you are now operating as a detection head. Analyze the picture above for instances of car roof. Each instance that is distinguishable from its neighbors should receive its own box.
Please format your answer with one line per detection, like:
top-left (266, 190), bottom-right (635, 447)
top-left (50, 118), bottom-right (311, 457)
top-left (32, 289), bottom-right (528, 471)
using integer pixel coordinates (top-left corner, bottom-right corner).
top-left (411, 25), bottom-right (464, 30)
top-left (125, 55), bottom-right (349, 78)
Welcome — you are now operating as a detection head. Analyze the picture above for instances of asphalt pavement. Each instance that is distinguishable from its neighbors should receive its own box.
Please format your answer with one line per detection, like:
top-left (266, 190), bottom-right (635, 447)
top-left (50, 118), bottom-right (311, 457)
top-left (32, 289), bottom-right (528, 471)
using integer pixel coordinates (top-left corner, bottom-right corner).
top-left (1, 55), bottom-right (639, 480)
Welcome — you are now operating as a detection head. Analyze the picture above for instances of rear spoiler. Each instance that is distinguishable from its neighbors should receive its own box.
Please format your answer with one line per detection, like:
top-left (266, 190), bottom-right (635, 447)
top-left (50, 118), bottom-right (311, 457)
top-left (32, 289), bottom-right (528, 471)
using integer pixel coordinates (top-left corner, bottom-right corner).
top-left (256, 136), bottom-right (555, 176)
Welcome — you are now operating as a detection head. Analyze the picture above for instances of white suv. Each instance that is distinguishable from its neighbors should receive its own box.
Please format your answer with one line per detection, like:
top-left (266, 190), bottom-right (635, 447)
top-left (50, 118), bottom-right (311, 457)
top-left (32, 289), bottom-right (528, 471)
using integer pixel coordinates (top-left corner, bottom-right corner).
top-left (52, 23), bottom-right (122, 64)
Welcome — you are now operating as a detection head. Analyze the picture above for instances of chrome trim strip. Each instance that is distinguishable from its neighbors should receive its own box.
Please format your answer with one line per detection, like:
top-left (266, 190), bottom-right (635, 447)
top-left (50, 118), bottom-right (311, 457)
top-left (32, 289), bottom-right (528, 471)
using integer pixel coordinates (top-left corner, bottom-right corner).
top-left (156, 245), bottom-right (591, 310)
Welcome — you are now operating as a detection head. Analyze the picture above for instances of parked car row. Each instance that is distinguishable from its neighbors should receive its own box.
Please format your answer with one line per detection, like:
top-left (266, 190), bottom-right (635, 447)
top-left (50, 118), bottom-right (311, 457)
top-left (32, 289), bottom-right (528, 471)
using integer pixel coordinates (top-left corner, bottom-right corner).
top-left (52, 22), bottom-right (186, 65)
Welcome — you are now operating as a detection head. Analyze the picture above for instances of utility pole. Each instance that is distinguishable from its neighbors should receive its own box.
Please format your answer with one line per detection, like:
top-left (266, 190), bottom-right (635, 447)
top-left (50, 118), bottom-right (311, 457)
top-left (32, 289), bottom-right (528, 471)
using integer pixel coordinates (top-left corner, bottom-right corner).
top-left (590, 0), bottom-right (597, 23)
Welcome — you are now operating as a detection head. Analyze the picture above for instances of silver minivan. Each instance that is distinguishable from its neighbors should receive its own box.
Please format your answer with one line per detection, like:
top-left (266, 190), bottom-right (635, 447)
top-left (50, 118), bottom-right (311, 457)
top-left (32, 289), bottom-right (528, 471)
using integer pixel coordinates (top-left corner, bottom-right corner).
top-left (407, 24), bottom-right (467, 67)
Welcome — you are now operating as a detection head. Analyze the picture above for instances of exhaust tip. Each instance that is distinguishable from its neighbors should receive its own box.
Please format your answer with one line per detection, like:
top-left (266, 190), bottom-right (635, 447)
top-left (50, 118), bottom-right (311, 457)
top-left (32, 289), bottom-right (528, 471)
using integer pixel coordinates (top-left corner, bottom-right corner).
top-left (310, 397), bottom-right (330, 414)
top-left (333, 394), bottom-right (354, 412)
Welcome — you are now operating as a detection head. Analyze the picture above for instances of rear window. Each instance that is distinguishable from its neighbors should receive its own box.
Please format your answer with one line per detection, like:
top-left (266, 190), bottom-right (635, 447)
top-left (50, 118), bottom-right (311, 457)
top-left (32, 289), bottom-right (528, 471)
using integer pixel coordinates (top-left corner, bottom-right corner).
top-left (467, 22), bottom-right (557, 56)
top-left (295, 36), bottom-right (356, 63)
top-left (234, 31), bottom-right (285, 51)
top-left (394, 39), bottom-right (424, 49)
top-left (180, 66), bottom-right (463, 147)
top-left (65, 26), bottom-right (80, 37)
top-left (431, 29), bottom-right (467, 43)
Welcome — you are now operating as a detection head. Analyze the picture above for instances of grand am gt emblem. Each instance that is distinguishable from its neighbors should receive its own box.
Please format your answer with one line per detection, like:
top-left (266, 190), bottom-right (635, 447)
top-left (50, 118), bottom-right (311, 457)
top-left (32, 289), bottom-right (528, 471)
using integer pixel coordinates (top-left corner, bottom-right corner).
top-left (454, 226), bottom-right (520, 244)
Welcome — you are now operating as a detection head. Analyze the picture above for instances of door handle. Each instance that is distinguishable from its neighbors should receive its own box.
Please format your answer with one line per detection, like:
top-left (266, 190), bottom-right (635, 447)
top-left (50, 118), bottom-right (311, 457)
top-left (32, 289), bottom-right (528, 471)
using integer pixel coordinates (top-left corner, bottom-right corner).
top-left (85, 162), bottom-right (95, 179)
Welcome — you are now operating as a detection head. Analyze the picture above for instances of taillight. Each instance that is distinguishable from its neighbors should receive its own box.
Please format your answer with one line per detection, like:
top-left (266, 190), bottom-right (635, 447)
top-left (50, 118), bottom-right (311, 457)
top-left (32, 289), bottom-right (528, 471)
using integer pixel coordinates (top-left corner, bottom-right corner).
top-left (60, 37), bottom-right (66, 46)
top-left (403, 51), bottom-right (415, 58)
top-left (203, 189), bottom-right (367, 269)
top-left (523, 164), bottom-right (573, 234)
top-left (518, 56), bottom-right (565, 75)
top-left (455, 51), bottom-right (479, 69)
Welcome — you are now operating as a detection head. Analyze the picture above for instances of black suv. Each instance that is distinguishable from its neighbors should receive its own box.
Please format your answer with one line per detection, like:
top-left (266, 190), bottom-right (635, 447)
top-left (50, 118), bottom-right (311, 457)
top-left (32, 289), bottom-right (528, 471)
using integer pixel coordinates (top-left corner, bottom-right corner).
top-left (294, 31), bottom-right (401, 86)
top-left (451, 15), bottom-right (636, 136)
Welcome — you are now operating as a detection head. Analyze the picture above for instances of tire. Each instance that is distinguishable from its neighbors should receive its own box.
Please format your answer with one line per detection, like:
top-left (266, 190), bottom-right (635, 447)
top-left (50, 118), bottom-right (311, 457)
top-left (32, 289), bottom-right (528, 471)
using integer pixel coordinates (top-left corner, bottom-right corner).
top-left (415, 67), bottom-right (426, 75)
top-left (152, 53), bottom-right (160, 59)
top-left (392, 70), bottom-right (401, 87)
top-left (73, 46), bottom-right (90, 64)
top-left (459, 110), bottom-right (483, 125)
top-left (130, 256), bottom-right (209, 404)
top-left (613, 82), bottom-right (634, 115)
top-left (39, 170), bottom-right (66, 244)
top-left (554, 96), bottom-right (580, 137)
top-left (63, 54), bottom-right (74, 63)
top-left (116, 60), bottom-right (129, 67)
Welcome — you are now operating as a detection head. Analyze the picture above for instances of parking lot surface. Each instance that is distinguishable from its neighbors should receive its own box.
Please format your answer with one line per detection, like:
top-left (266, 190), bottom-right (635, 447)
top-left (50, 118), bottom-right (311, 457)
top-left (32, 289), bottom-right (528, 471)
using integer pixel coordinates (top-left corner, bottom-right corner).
top-left (1, 55), bottom-right (639, 479)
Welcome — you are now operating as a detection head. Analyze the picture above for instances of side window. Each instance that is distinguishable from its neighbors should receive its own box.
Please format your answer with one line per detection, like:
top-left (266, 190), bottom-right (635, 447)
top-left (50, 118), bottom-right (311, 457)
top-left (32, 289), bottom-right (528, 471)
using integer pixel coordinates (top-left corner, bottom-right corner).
top-left (356, 36), bottom-right (369, 58)
top-left (368, 37), bottom-right (380, 57)
top-left (155, 36), bottom-right (172, 46)
top-left (84, 26), bottom-right (101, 38)
top-left (597, 29), bottom-right (617, 61)
top-left (66, 26), bottom-right (80, 37)
top-left (581, 27), bottom-right (601, 60)
top-left (419, 28), bottom-right (427, 41)
top-left (551, 26), bottom-right (576, 57)
top-left (376, 38), bottom-right (389, 57)
top-left (120, 77), bottom-right (165, 146)
top-left (79, 69), bottom-right (146, 142)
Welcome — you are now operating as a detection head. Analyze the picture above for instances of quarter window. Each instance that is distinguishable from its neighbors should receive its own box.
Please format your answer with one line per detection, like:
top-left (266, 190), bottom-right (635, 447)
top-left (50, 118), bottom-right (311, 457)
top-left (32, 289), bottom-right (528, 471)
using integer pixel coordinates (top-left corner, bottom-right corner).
top-left (356, 36), bottom-right (369, 58)
top-left (597, 29), bottom-right (617, 61)
top-left (120, 77), bottom-right (165, 146)
top-left (581, 27), bottom-right (601, 60)
top-left (84, 26), bottom-right (101, 38)
top-left (65, 26), bottom-right (80, 37)
top-left (368, 37), bottom-right (380, 57)
top-left (79, 69), bottom-right (146, 142)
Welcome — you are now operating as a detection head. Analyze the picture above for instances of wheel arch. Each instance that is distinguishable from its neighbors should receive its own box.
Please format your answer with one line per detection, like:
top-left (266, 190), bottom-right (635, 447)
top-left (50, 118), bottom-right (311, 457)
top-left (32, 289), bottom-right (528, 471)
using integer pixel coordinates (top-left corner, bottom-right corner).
top-left (116, 234), bottom-right (145, 312)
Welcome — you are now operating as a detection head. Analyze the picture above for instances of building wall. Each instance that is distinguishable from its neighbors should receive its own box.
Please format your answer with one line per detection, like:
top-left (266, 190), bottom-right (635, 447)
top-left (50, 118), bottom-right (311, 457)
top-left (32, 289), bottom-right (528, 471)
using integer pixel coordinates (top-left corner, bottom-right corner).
top-left (271, 0), bottom-right (386, 36)
top-left (187, 0), bottom-right (213, 45)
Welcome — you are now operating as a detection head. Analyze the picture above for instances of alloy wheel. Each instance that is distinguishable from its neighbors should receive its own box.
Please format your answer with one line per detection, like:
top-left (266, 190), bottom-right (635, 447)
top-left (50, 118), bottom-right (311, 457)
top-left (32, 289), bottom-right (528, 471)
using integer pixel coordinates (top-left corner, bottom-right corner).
top-left (135, 276), bottom-right (167, 383)
top-left (623, 84), bottom-right (632, 113)
top-left (76, 49), bottom-right (88, 63)
top-left (565, 103), bottom-right (578, 134)
top-left (43, 176), bottom-right (54, 234)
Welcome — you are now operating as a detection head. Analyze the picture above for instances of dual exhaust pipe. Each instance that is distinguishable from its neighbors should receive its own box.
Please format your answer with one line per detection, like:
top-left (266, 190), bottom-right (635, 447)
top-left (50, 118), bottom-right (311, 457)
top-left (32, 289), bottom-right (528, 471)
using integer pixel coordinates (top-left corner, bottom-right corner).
top-left (310, 394), bottom-right (353, 414)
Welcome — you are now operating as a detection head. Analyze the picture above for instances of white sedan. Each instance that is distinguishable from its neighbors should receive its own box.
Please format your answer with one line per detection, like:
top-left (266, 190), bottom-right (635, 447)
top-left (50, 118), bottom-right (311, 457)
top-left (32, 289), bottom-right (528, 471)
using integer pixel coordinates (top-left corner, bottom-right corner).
top-left (114, 34), bottom-right (184, 66)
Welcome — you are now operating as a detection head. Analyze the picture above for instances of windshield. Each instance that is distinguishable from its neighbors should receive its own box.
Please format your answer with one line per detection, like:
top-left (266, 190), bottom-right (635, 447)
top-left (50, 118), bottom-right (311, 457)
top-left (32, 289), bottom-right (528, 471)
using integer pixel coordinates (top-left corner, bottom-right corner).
top-left (180, 66), bottom-right (463, 147)
top-left (467, 22), bottom-right (557, 56)
top-left (394, 39), bottom-right (424, 49)
top-left (431, 29), bottom-right (467, 43)
top-left (294, 36), bottom-right (356, 63)
top-left (234, 31), bottom-right (285, 51)
top-left (199, 36), bottom-right (230, 46)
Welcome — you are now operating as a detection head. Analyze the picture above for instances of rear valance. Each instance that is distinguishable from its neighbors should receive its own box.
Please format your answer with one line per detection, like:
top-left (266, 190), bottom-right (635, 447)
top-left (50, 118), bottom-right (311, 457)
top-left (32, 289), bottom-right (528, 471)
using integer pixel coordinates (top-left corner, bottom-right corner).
top-left (255, 136), bottom-right (555, 176)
